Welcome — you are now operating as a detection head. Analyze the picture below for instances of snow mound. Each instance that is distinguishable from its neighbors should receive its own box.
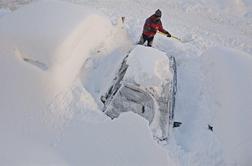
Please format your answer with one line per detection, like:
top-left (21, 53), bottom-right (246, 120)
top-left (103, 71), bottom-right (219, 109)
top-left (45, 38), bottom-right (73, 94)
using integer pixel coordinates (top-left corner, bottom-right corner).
top-left (58, 112), bottom-right (171, 166)
top-left (0, 0), bottom-right (125, 117)
top-left (101, 45), bottom-right (177, 140)
top-left (0, 1), bottom-right (136, 165)
top-left (0, 0), bottom-right (113, 70)
top-left (125, 45), bottom-right (172, 90)
top-left (202, 47), bottom-right (252, 166)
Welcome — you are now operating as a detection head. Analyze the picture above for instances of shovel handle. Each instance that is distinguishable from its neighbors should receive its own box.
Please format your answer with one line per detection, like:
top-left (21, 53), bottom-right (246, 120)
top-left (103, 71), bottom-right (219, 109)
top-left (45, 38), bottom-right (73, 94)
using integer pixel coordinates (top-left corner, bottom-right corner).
top-left (171, 35), bottom-right (182, 42)
top-left (158, 31), bottom-right (183, 42)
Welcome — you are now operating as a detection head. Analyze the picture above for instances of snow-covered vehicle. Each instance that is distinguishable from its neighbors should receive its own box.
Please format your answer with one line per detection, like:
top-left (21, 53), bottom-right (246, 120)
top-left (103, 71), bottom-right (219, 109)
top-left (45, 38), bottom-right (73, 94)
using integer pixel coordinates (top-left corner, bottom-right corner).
top-left (101, 45), bottom-right (179, 140)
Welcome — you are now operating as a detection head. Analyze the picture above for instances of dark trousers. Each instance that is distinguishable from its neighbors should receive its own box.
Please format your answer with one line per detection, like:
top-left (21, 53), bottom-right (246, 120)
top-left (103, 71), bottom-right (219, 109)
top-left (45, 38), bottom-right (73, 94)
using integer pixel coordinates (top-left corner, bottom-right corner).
top-left (138, 34), bottom-right (154, 47)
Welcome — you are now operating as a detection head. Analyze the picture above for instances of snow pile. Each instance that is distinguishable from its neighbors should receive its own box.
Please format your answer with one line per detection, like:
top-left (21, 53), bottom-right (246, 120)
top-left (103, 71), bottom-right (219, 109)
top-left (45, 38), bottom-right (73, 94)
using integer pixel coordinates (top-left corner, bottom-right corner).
top-left (101, 45), bottom-right (176, 140)
top-left (0, 0), bottom-right (170, 165)
top-left (0, 0), bottom-right (123, 118)
top-left (125, 45), bottom-right (172, 90)
top-left (202, 47), bottom-right (252, 166)
top-left (0, 0), bottom-right (113, 69)
top-left (58, 113), bottom-right (171, 166)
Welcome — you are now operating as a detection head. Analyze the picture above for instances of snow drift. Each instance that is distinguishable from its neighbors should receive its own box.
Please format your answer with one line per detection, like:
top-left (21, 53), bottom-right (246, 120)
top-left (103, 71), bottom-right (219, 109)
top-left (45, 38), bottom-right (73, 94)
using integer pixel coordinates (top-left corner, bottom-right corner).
top-left (202, 47), bottom-right (252, 166)
top-left (0, 0), bottom-right (124, 123)
top-left (0, 0), bottom-right (114, 78)
top-left (0, 0), bottom-right (170, 165)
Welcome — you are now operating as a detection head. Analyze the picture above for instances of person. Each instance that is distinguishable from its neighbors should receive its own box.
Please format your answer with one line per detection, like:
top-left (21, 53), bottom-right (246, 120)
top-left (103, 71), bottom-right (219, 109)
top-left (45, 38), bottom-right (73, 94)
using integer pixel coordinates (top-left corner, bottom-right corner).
top-left (138, 9), bottom-right (171, 47)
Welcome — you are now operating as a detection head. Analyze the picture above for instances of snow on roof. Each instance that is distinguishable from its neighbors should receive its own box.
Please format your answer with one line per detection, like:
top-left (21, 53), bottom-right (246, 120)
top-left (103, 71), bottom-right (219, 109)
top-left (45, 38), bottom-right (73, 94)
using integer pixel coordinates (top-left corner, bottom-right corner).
top-left (125, 45), bottom-right (172, 90)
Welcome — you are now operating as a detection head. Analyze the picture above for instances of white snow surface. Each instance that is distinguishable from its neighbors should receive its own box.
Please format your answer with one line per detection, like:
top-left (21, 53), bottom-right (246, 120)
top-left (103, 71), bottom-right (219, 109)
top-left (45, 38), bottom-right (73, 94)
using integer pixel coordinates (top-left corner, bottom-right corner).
top-left (202, 47), bottom-right (252, 166)
top-left (0, 8), bottom-right (10, 17)
top-left (0, 0), bottom-right (252, 166)
top-left (0, 1), bottom-right (168, 166)
top-left (125, 45), bottom-right (172, 91)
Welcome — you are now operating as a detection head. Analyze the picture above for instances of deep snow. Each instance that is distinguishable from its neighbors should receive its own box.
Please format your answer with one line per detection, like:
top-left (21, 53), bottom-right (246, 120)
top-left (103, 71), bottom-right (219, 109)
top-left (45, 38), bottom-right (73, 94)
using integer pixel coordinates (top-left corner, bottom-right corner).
top-left (0, 1), bottom-right (169, 166)
top-left (202, 47), bottom-right (252, 166)
top-left (0, 0), bottom-right (252, 166)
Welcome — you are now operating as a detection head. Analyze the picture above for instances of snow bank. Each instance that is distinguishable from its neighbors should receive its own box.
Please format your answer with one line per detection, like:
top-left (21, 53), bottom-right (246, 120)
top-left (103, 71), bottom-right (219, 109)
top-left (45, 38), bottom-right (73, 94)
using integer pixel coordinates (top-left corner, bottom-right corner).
top-left (0, 0), bottom-right (131, 96)
top-left (0, 0), bottom-right (113, 69)
top-left (0, 0), bottom-right (140, 165)
top-left (202, 47), bottom-right (252, 166)
top-left (0, 0), bottom-right (169, 165)
top-left (58, 113), bottom-right (171, 166)
top-left (0, 0), bottom-right (121, 118)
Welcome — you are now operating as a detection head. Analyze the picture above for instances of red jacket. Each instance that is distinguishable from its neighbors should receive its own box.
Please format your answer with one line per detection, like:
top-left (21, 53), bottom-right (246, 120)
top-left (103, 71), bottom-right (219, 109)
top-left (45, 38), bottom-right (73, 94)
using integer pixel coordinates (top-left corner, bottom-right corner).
top-left (142, 14), bottom-right (169, 37)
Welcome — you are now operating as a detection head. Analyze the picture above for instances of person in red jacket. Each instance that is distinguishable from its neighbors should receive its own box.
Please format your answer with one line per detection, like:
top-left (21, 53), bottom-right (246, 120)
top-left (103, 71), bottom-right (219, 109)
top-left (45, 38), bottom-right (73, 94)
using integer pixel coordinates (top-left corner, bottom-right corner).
top-left (138, 9), bottom-right (171, 47)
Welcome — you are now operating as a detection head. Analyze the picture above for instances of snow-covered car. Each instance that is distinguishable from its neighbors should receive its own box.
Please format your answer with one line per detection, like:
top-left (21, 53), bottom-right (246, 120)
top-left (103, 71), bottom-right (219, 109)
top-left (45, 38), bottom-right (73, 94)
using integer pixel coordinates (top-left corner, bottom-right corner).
top-left (101, 45), bottom-right (178, 140)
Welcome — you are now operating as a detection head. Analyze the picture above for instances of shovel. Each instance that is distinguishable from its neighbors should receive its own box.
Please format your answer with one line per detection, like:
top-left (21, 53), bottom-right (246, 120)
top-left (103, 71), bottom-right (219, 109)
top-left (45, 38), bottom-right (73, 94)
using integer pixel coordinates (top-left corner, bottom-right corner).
top-left (159, 31), bottom-right (193, 43)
